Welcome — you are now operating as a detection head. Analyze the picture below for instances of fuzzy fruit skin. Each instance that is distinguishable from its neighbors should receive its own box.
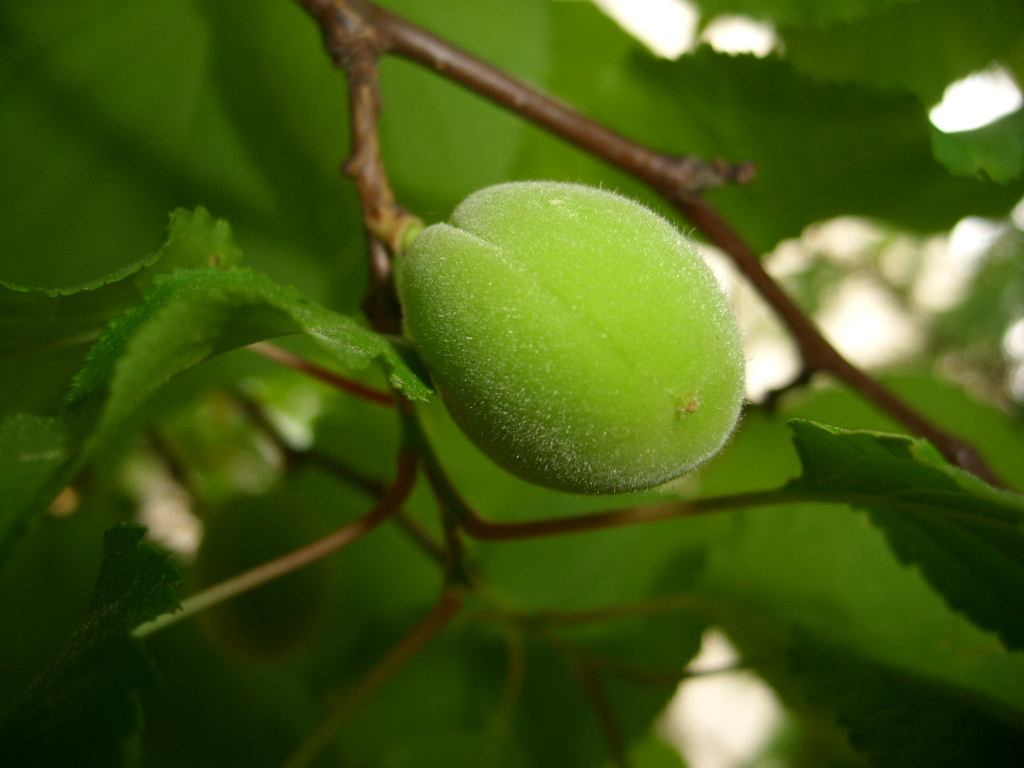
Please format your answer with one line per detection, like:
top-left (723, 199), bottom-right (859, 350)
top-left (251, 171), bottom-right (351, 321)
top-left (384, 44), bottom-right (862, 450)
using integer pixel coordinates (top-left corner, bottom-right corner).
top-left (397, 181), bottom-right (745, 494)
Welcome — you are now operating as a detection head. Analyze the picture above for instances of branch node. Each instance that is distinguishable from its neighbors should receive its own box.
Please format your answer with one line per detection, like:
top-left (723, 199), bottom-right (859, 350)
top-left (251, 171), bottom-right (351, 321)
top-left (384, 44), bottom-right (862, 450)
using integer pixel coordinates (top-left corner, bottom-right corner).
top-left (659, 155), bottom-right (757, 197)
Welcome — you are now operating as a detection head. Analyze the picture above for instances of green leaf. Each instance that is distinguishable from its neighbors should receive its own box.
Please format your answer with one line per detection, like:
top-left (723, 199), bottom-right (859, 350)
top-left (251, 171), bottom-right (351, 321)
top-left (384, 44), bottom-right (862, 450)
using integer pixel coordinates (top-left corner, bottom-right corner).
top-left (931, 109), bottom-right (1024, 182)
top-left (0, 0), bottom-right (361, 304)
top-left (3, 248), bottom-right (430, 562)
top-left (789, 639), bottom-right (1024, 767)
top-left (780, 0), bottom-right (1024, 105)
top-left (63, 266), bottom-right (429, 453)
top-left (0, 207), bottom-right (242, 350)
top-left (690, 381), bottom-right (1024, 758)
top-left (0, 208), bottom-right (242, 416)
top-left (88, 524), bottom-right (181, 631)
top-left (0, 413), bottom-right (68, 563)
top-left (690, 0), bottom-right (919, 26)
top-left (195, 484), bottom-right (335, 660)
top-left (0, 524), bottom-right (180, 768)
top-left (787, 419), bottom-right (1024, 650)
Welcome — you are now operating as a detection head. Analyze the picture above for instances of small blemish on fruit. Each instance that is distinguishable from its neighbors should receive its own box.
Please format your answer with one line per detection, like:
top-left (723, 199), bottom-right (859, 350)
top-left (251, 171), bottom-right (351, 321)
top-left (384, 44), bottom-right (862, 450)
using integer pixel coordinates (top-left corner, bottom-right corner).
top-left (677, 395), bottom-right (700, 416)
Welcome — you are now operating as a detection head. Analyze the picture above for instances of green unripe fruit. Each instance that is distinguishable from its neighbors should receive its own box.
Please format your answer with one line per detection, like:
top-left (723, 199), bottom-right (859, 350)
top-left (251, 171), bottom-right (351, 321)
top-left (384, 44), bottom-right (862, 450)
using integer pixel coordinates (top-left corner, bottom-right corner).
top-left (397, 181), bottom-right (745, 494)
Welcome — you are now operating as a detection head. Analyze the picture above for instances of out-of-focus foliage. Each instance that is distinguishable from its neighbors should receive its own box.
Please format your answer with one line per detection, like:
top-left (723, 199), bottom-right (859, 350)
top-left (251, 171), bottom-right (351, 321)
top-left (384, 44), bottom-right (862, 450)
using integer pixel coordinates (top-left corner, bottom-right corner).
top-left (1, 1), bottom-right (1023, 767)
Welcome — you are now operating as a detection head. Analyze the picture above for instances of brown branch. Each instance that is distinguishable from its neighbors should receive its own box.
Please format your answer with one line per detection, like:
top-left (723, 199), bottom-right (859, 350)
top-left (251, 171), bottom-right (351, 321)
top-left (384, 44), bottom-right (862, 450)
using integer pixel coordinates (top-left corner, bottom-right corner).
top-left (414, 415), bottom-right (788, 541)
top-left (293, 0), bottom-right (999, 483)
top-left (342, 0), bottom-right (750, 195)
top-left (454, 499), bottom-right (733, 542)
top-left (295, 0), bottom-right (418, 334)
top-left (298, 0), bottom-right (399, 241)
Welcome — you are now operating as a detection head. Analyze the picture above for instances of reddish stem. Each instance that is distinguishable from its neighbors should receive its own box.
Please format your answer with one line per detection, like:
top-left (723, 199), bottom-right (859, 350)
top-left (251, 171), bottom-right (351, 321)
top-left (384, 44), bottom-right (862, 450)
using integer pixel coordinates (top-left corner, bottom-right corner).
top-left (249, 342), bottom-right (394, 406)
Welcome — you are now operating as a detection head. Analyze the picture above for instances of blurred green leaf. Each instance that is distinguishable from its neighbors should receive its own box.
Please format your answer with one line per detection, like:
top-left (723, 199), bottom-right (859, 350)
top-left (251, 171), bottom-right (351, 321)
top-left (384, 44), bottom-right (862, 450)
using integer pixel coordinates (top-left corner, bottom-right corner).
top-left (333, 607), bottom-right (706, 768)
top-left (689, 0), bottom-right (918, 26)
top-left (786, 419), bottom-right (1024, 650)
top-left (378, 730), bottom-right (499, 768)
top-left (931, 110), bottom-right (1024, 182)
top-left (0, 413), bottom-right (67, 563)
top-left (789, 639), bottom-right (1024, 768)
top-left (780, 0), bottom-right (1024, 105)
top-left (600, 734), bottom-right (689, 768)
top-left (195, 482), bottom-right (334, 660)
top-left (0, 0), bottom-right (361, 304)
top-left (0, 523), bottom-right (180, 768)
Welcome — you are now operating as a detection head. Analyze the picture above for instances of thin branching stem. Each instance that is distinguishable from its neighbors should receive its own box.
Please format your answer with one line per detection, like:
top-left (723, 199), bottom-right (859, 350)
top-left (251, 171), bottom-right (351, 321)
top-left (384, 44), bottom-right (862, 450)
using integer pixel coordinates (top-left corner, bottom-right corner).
top-left (133, 447), bottom-right (418, 639)
top-left (238, 391), bottom-right (449, 563)
top-left (250, 342), bottom-right (394, 406)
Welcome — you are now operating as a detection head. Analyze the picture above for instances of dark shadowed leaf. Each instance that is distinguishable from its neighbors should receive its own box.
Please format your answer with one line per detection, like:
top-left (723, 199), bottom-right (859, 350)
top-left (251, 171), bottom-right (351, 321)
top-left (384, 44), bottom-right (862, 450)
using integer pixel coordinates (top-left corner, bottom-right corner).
top-left (0, 413), bottom-right (67, 563)
top-left (789, 639), bottom-right (1024, 768)
top-left (0, 524), bottom-right (180, 768)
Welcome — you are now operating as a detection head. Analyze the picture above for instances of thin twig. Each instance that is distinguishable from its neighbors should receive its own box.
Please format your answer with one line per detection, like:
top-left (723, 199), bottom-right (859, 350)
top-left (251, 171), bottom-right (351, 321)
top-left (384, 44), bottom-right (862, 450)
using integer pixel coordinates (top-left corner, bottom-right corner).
top-left (420, 440), bottom-right (781, 540)
top-left (250, 342), bottom-right (393, 406)
top-left (566, 653), bottom-right (631, 768)
top-left (235, 390), bottom-right (387, 496)
top-left (296, 0), bottom-right (418, 333)
top-left (133, 447), bottom-right (417, 639)
top-left (237, 390), bottom-right (448, 563)
top-left (280, 586), bottom-right (463, 768)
